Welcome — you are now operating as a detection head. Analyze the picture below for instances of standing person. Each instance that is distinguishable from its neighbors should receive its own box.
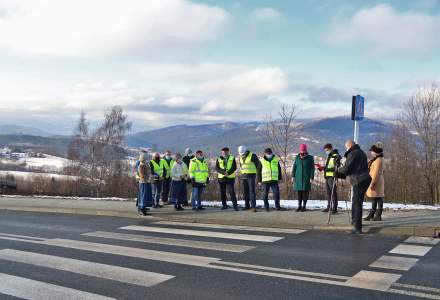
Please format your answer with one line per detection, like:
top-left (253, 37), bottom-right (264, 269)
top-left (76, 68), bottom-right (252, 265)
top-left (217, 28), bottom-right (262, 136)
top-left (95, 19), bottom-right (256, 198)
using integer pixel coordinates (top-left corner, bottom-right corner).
top-left (170, 153), bottom-right (188, 211)
top-left (215, 147), bottom-right (238, 211)
top-left (336, 139), bottom-right (372, 234)
top-left (238, 145), bottom-right (261, 212)
top-left (364, 143), bottom-right (385, 221)
top-left (320, 144), bottom-right (341, 214)
top-left (138, 152), bottom-right (153, 216)
top-left (150, 152), bottom-right (165, 208)
top-left (134, 150), bottom-right (146, 209)
top-left (189, 150), bottom-right (209, 211)
top-left (292, 144), bottom-right (315, 212)
top-left (260, 148), bottom-right (282, 211)
top-left (161, 150), bottom-right (174, 204)
top-left (182, 148), bottom-right (195, 206)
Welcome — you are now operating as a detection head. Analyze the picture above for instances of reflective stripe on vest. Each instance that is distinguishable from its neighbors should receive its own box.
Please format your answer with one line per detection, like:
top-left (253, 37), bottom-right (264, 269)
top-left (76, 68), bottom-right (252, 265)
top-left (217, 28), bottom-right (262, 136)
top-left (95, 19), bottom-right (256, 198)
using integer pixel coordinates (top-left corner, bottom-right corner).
top-left (190, 158), bottom-right (209, 183)
top-left (261, 156), bottom-right (280, 183)
top-left (239, 152), bottom-right (257, 174)
top-left (217, 156), bottom-right (236, 179)
top-left (325, 155), bottom-right (336, 177)
top-left (151, 160), bottom-right (164, 177)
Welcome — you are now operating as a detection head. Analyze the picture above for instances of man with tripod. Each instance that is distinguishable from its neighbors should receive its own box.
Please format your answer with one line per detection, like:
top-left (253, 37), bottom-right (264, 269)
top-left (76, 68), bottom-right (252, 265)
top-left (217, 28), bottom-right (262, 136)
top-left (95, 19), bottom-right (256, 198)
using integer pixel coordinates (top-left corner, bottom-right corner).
top-left (320, 143), bottom-right (341, 214)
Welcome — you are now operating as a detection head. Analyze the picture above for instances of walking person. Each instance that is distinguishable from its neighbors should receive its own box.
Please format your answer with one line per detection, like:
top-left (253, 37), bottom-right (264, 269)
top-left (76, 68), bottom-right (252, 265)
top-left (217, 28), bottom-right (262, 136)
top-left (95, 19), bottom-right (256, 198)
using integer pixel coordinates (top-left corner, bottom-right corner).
top-left (260, 148), bottom-right (282, 211)
top-left (336, 139), bottom-right (372, 234)
top-left (150, 152), bottom-right (165, 208)
top-left (292, 144), bottom-right (315, 212)
top-left (182, 148), bottom-right (195, 206)
top-left (189, 150), bottom-right (209, 211)
top-left (170, 153), bottom-right (188, 211)
top-left (215, 147), bottom-right (238, 211)
top-left (320, 144), bottom-right (341, 214)
top-left (161, 150), bottom-right (174, 204)
top-left (238, 145), bottom-right (261, 212)
top-left (138, 152), bottom-right (153, 216)
top-left (364, 143), bottom-right (385, 221)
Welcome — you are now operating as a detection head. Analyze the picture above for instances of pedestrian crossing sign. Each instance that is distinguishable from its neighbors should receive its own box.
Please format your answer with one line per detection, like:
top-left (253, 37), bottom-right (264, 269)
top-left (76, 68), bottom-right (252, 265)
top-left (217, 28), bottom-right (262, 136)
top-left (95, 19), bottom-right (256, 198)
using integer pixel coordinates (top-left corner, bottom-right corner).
top-left (351, 95), bottom-right (364, 121)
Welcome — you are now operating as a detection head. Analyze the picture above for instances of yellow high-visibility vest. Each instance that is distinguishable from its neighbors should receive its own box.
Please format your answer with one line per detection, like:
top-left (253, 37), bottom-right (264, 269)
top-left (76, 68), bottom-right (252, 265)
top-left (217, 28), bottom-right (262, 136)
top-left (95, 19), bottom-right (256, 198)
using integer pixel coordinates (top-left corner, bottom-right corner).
top-left (217, 155), bottom-right (236, 179)
top-left (261, 156), bottom-right (280, 182)
top-left (239, 152), bottom-right (257, 174)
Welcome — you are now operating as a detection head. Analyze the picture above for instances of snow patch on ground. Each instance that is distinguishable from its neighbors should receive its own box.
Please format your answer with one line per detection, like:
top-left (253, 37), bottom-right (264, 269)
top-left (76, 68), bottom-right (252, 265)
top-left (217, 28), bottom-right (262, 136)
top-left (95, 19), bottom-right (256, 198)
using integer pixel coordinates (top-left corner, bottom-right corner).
top-left (0, 171), bottom-right (78, 180)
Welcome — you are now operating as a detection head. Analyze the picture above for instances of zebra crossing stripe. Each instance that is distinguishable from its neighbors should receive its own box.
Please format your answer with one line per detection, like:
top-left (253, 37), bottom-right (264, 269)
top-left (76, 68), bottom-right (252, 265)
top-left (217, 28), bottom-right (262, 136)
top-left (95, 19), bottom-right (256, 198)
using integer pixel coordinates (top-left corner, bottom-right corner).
top-left (119, 225), bottom-right (283, 242)
top-left (0, 272), bottom-right (114, 300)
top-left (0, 249), bottom-right (174, 287)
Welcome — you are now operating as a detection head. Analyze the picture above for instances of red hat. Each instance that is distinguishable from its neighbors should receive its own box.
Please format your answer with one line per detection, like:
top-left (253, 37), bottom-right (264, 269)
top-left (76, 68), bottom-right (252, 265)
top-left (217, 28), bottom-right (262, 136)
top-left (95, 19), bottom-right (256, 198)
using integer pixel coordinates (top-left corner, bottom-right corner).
top-left (299, 144), bottom-right (308, 153)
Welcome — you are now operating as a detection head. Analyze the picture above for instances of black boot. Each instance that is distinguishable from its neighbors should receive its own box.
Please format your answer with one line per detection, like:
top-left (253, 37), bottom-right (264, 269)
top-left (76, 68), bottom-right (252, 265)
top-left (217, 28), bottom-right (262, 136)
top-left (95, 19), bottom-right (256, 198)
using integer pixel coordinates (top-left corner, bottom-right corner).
top-left (364, 210), bottom-right (375, 221)
top-left (373, 209), bottom-right (382, 221)
top-left (301, 201), bottom-right (307, 212)
top-left (296, 200), bottom-right (302, 212)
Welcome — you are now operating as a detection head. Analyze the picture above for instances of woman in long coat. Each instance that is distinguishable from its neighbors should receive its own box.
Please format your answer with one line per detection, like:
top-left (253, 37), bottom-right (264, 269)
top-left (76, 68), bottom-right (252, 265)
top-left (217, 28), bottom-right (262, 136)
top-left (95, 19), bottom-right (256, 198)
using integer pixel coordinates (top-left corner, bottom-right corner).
top-left (292, 144), bottom-right (315, 212)
top-left (138, 153), bottom-right (153, 216)
top-left (364, 143), bottom-right (385, 221)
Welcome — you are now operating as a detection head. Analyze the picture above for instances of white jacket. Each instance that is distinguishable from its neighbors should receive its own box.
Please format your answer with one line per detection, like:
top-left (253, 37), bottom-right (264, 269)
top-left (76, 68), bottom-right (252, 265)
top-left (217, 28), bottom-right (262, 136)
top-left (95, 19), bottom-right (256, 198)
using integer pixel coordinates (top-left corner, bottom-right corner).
top-left (171, 161), bottom-right (189, 181)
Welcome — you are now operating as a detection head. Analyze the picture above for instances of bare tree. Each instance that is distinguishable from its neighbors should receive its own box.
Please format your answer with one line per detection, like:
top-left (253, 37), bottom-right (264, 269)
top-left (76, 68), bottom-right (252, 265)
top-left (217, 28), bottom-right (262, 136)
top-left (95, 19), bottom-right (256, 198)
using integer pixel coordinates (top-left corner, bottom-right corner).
top-left (259, 104), bottom-right (303, 198)
top-left (404, 84), bottom-right (440, 204)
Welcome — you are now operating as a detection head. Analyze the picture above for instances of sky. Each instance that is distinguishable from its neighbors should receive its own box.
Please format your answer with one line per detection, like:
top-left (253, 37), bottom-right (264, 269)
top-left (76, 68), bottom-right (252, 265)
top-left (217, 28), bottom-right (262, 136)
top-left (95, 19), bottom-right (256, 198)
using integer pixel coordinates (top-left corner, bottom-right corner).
top-left (1, 0), bottom-right (440, 134)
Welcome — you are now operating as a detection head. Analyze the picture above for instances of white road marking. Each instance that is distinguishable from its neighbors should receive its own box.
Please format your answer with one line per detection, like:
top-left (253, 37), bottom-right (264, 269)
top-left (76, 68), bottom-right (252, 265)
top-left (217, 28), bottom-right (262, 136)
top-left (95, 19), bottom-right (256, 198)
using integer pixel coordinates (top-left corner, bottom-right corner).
top-left (388, 288), bottom-right (440, 300)
top-left (345, 270), bottom-right (401, 291)
top-left (404, 237), bottom-right (440, 246)
top-left (119, 225), bottom-right (283, 242)
top-left (389, 244), bottom-right (432, 257)
top-left (0, 249), bottom-right (174, 287)
top-left (154, 221), bottom-right (306, 234)
top-left (82, 231), bottom-right (254, 253)
top-left (0, 272), bottom-right (114, 300)
top-left (392, 283), bottom-right (440, 294)
top-left (369, 255), bottom-right (419, 271)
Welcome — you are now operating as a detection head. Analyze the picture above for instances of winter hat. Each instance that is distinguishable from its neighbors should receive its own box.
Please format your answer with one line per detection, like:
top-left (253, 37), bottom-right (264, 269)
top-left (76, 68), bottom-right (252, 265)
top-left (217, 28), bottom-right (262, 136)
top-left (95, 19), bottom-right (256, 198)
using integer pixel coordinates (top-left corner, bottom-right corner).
top-left (375, 141), bottom-right (384, 150)
top-left (369, 145), bottom-right (383, 154)
top-left (264, 148), bottom-right (273, 154)
top-left (184, 148), bottom-right (193, 156)
top-left (238, 145), bottom-right (247, 155)
top-left (299, 144), bottom-right (308, 153)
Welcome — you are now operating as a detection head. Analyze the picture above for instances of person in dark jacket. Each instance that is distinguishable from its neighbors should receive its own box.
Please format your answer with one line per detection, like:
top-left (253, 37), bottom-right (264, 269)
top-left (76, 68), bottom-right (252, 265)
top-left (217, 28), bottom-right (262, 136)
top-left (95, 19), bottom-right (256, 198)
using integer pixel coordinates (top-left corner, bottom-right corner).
top-left (238, 145), bottom-right (262, 212)
top-left (336, 139), bottom-right (372, 234)
top-left (182, 148), bottom-right (195, 206)
top-left (292, 144), bottom-right (315, 212)
top-left (215, 147), bottom-right (238, 211)
top-left (260, 148), bottom-right (282, 211)
top-left (320, 144), bottom-right (341, 214)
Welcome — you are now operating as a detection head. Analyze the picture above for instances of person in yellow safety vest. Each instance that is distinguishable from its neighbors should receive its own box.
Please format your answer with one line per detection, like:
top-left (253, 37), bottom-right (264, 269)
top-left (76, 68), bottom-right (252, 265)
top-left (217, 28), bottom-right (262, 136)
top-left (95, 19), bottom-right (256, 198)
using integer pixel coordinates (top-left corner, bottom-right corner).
top-left (319, 143), bottom-right (341, 214)
top-left (238, 145), bottom-right (261, 212)
top-left (215, 147), bottom-right (238, 211)
top-left (260, 148), bottom-right (283, 212)
top-left (150, 152), bottom-right (165, 208)
top-left (161, 150), bottom-right (175, 204)
top-left (189, 150), bottom-right (210, 211)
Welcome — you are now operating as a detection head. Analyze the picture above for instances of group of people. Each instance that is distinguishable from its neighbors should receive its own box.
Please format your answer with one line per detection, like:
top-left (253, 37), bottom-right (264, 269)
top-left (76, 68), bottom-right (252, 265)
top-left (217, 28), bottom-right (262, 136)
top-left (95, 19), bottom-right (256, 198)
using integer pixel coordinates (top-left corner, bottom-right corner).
top-left (135, 139), bottom-right (385, 234)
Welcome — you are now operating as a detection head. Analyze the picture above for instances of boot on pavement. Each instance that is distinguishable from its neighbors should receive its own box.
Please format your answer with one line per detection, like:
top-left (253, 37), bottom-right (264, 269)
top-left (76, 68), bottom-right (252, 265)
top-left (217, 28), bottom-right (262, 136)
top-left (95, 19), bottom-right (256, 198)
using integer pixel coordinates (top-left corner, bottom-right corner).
top-left (373, 209), bottom-right (382, 221)
top-left (364, 210), bottom-right (375, 221)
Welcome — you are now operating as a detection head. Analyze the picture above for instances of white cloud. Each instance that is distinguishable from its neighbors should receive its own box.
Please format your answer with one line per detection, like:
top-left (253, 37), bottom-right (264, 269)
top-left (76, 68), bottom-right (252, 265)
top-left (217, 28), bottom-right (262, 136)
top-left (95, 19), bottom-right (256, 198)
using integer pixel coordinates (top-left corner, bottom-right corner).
top-left (325, 4), bottom-right (440, 54)
top-left (249, 7), bottom-right (284, 23)
top-left (0, 0), bottom-right (230, 57)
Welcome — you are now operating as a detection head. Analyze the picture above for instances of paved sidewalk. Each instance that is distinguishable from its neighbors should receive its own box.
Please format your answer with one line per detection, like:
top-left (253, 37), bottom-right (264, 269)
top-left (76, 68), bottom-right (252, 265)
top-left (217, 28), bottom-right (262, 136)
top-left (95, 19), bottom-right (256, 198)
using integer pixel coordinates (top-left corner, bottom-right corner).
top-left (1, 196), bottom-right (439, 237)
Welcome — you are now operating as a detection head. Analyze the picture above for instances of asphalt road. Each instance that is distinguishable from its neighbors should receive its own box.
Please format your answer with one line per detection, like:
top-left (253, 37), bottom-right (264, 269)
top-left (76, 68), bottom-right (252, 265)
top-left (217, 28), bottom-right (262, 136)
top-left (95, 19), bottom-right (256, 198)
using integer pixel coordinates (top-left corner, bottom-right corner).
top-left (0, 211), bottom-right (438, 300)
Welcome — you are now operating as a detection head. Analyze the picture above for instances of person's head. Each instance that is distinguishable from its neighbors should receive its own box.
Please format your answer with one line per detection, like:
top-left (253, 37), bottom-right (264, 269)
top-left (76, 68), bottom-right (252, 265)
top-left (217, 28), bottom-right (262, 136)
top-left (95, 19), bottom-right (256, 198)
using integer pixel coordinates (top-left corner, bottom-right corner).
top-left (164, 150), bottom-right (172, 159)
top-left (221, 147), bottom-right (230, 157)
top-left (369, 144), bottom-right (383, 157)
top-left (185, 148), bottom-right (193, 157)
top-left (139, 152), bottom-right (147, 162)
top-left (345, 139), bottom-right (355, 151)
top-left (174, 153), bottom-right (182, 163)
top-left (238, 145), bottom-right (247, 156)
top-left (196, 150), bottom-right (204, 159)
top-left (299, 144), bottom-right (308, 155)
top-left (264, 148), bottom-right (273, 159)
top-left (323, 143), bottom-right (333, 154)
top-left (153, 152), bottom-right (161, 160)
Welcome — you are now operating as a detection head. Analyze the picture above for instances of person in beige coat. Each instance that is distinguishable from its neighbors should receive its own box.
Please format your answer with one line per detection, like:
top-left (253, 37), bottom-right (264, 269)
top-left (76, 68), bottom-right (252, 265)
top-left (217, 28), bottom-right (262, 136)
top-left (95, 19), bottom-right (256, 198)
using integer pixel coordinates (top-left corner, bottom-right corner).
top-left (364, 143), bottom-right (385, 221)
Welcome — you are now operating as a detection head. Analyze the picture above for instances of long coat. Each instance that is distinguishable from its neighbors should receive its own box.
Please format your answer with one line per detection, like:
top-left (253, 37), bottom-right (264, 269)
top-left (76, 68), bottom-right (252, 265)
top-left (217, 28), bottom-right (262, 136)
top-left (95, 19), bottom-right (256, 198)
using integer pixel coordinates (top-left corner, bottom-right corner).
top-left (366, 156), bottom-right (385, 198)
top-left (292, 154), bottom-right (315, 191)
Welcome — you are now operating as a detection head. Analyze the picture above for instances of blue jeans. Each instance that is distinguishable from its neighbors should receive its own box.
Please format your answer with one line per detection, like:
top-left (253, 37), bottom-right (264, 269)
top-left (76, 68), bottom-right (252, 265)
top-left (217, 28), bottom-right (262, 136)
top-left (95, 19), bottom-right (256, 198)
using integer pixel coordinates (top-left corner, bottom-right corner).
top-left (152, 181), bottom-right (163, 205)
top-left (262, 182), bottom-right (280, 209)
top-left (191, 186), bottom-right (205, 209)
top-left (138, 183), bottom-right (153, 209)
top-left (242, 175), bottom-right (256, 208)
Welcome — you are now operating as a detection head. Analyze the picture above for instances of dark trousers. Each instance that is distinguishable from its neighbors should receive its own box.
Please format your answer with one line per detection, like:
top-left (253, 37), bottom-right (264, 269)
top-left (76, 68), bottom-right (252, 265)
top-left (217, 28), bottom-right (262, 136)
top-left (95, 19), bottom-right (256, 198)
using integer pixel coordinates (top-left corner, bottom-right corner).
top-left (297, 191), bottom-right (309, 208)
top-left (352, 180), bottom-right (371, 231)
top-left (242, 175), bottom-right (256, 209)
top-left (262, 182), bottom-right (280, 209)
top-left (170, 180), bottom-right (186, 205)
top-left (161, 178), bottom-right (171, 202)
top-left (325, 177), bottom-right (338, 212)
top-left (152, 181), bottom-right (163, 205)
top-left (369, 197), bottom-right (383, 214)
top-left (219, 181), bottom-right (237, 208)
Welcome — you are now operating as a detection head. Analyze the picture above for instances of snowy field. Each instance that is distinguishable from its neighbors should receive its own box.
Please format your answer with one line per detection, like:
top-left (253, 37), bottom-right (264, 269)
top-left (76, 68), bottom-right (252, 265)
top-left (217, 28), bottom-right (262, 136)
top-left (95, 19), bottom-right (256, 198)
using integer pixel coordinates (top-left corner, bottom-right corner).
top-left (0, 171), bottom-right (78, 181)
top-left (0, 195), bottom-right (438, 211)
top-left (17, 155), bottom-right (69, 172)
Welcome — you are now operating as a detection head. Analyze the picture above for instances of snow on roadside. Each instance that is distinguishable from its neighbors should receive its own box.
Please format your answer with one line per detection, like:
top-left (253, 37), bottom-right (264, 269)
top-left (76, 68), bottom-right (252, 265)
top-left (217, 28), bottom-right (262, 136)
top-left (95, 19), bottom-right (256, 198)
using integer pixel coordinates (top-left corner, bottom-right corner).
top-left (0, 195), bottom-right (439, 210)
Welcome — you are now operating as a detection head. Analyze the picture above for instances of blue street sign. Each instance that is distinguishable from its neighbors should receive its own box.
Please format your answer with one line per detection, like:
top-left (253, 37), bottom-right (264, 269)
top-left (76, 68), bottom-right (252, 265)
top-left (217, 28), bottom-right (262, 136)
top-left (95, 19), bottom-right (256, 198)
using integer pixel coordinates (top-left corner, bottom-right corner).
top-left (351, 95), bottom-right (364, 121)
